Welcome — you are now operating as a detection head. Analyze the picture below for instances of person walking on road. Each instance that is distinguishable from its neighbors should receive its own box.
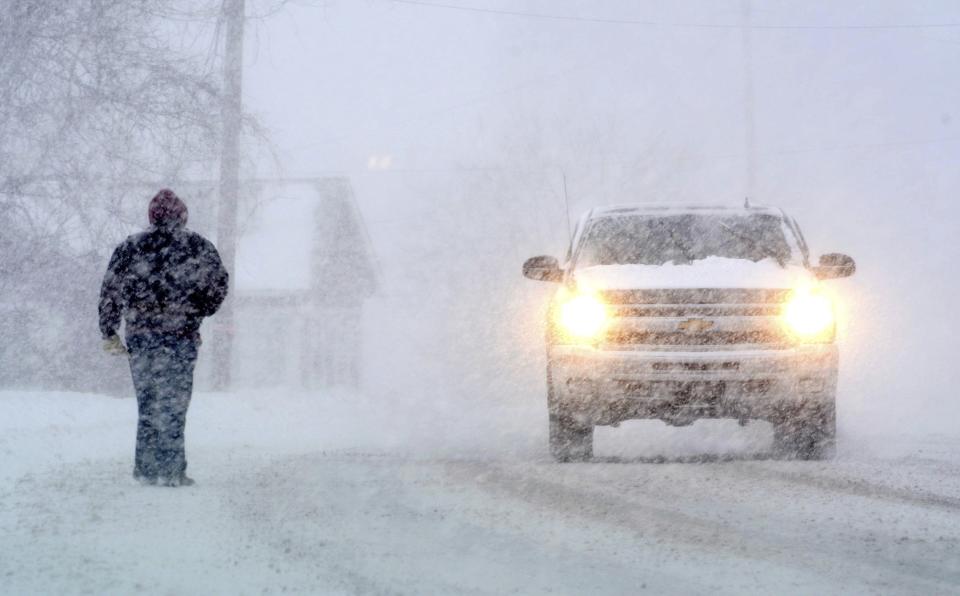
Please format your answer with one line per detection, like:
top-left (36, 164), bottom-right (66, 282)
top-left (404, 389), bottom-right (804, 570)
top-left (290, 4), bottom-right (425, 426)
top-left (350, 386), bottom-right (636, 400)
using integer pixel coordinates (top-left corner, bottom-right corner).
top-left (99, 189), bottom-right (229, 487)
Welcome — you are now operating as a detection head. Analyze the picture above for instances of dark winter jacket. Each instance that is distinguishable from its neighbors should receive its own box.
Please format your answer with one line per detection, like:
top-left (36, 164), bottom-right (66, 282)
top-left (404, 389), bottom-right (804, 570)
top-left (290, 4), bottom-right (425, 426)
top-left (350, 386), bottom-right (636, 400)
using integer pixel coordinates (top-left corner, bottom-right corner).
top-left (99, 226), bottom-right (229, 341)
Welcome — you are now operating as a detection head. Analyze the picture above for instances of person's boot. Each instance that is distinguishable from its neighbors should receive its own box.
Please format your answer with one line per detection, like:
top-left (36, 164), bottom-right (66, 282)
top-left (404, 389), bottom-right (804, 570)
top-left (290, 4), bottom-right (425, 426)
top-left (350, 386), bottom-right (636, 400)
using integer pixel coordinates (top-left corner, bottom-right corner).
top-left (159, 474), bottom-right (195, 487)
top-left (134, 472), bottom-right (157, 486)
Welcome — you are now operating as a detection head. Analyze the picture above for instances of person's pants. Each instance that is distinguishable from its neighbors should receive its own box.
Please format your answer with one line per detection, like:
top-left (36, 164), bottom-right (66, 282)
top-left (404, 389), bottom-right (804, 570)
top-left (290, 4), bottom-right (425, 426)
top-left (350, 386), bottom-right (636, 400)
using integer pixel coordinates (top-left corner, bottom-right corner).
top-left (127, 334), bottom-right (199, 481)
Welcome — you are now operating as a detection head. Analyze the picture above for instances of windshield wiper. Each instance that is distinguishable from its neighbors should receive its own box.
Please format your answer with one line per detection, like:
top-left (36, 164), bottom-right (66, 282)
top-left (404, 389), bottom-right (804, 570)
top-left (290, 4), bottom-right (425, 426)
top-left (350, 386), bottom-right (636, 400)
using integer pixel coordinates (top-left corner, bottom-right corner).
top-left (719, 222), bottom-right (786, 267)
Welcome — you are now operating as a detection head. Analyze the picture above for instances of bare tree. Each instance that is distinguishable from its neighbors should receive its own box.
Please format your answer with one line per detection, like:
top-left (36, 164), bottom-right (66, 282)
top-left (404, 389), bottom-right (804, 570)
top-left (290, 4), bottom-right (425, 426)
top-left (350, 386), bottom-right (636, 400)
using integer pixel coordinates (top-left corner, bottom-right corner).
top-left (0, 0), bottom-right (226, 257)
top-left (0, 0), bottom-right (225, 390)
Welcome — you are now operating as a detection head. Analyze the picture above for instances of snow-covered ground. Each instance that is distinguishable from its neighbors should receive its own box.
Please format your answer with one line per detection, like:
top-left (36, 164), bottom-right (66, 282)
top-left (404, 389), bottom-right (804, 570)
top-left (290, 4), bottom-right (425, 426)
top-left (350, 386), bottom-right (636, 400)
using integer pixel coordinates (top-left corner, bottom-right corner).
top-left (3, 390), bottom-right (960, 594)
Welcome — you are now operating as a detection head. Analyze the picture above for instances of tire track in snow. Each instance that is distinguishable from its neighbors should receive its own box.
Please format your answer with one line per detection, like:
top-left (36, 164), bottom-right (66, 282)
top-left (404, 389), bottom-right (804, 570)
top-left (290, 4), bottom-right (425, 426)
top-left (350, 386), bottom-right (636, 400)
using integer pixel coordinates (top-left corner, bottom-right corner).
top-left (448, 460), bottom-right (960, 592)
top-left (733, 462), bottom-right (960, 512)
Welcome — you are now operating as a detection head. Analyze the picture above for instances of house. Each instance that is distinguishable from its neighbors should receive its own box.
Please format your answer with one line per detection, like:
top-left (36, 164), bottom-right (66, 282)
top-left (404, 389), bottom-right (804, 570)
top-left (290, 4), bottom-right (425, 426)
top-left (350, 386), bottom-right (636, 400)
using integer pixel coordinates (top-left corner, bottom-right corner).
top-left (199, 177), bottom-right (378, 390)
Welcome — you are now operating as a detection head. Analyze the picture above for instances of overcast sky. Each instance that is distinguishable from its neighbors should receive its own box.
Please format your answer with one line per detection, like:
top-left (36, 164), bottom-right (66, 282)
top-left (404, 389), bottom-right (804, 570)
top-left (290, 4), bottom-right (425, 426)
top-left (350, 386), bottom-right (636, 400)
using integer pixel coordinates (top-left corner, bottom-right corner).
top-left (243, 1), bottom-right (956, 179)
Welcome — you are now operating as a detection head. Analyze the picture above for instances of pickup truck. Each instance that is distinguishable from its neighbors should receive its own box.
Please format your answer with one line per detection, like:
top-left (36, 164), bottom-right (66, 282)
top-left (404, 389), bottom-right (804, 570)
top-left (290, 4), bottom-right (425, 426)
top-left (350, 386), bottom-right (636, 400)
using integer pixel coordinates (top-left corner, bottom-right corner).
top-left (523, 205), bottom-right (855, 461)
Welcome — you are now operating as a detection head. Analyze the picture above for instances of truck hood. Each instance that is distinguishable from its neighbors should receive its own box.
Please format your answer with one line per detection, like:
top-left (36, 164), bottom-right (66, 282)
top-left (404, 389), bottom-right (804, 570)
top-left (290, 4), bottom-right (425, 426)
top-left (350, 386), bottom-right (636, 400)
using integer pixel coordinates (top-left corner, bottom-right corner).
top-left (572, 257), bottom-right (814, 291)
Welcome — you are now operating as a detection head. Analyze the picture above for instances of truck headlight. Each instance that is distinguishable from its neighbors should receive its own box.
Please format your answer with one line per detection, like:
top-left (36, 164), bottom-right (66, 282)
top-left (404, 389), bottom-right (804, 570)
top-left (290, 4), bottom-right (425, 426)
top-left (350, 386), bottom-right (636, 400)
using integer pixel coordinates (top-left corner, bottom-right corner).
top-left (782, 290), bottom-right (834, 340)
top-left (558, 293), bottom-right (610, 341)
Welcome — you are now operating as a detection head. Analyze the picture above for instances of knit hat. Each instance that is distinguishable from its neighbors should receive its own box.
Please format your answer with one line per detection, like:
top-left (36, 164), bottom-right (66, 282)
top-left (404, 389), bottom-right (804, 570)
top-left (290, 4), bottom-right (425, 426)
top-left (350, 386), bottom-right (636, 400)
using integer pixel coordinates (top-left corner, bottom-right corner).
top-left (148, 189), bottom-right (188, 228)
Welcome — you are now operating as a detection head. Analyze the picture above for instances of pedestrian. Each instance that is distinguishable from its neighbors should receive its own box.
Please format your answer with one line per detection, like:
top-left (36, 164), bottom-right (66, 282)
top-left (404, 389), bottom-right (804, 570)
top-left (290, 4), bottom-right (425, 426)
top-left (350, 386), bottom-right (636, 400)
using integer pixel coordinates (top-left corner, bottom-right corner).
top-left (99, 189), bottom-right (228, 486)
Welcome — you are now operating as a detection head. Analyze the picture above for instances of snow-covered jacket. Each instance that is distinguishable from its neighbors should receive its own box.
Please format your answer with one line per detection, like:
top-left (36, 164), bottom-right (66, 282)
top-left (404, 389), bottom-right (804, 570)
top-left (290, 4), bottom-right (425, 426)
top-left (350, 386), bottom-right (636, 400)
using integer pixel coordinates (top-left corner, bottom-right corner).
top-left (99, 226), bottom-right (229, 340)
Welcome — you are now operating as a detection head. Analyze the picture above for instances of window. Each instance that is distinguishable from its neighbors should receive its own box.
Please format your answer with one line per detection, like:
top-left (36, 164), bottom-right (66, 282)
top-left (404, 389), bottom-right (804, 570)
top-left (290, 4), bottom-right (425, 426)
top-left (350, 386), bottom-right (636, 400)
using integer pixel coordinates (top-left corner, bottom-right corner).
top-left (576, 213), bottom-right (795, 267)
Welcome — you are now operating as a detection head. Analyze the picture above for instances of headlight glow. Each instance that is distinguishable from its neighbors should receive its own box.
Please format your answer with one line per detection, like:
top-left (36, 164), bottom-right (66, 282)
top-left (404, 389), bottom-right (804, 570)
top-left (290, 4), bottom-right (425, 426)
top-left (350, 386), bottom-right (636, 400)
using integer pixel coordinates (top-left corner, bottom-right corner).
top-left (782, 290), bottom-right (835, 339)
top-left (557, 293), bottom-right (609, 341)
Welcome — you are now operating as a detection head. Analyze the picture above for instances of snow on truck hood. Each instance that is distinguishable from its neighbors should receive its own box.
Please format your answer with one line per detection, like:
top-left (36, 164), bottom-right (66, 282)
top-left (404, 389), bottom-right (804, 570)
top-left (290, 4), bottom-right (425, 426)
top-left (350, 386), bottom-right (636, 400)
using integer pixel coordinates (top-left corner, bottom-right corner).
top-left (573, 257), bottom-right (813, 291)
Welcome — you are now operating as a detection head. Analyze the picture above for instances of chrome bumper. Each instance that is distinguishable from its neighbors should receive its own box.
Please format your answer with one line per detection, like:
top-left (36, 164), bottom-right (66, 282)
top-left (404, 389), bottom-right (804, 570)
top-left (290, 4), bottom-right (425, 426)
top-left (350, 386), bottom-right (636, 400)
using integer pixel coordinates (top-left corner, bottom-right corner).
top-left (549, 344), bottom-right (838, 425)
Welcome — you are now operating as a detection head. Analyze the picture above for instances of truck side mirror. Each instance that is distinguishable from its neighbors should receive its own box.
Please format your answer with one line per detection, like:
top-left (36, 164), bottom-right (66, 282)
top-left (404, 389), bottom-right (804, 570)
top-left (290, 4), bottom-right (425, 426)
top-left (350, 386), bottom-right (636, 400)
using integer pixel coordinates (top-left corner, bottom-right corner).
top-left (814, 253), bottom-right (856, 279)
top-left (523, 255), bottom-right (563, 282)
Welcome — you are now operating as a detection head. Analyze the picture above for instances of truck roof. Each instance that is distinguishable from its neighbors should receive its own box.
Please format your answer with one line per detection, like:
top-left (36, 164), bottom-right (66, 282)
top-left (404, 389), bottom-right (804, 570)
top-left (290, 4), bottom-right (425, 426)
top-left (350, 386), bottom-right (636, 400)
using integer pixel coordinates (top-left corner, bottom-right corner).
top-left (586, 204), bottom-right (785, 220)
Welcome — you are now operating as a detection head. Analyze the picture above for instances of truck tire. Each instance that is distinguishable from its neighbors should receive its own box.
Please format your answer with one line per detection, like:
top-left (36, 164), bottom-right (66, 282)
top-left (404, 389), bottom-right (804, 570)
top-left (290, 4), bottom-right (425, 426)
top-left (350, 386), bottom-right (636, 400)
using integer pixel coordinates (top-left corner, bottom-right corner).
top-left (549, 413), bottom-right (593, 462)
top-left (773, 405), bottom-right (836, 460)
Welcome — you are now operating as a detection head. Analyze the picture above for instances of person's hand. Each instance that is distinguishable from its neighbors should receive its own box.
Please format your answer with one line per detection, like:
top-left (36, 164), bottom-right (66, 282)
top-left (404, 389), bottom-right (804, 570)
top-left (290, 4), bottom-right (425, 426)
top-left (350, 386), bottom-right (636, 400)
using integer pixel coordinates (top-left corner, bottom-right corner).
top-left (103, 335), bottom-right (127, 356)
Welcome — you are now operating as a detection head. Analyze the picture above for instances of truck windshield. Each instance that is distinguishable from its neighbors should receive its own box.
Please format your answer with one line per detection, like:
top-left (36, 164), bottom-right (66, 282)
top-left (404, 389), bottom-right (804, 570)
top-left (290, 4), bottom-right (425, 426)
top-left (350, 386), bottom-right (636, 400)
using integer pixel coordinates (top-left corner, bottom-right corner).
top-left (577, 213), bottom-right (794, 267)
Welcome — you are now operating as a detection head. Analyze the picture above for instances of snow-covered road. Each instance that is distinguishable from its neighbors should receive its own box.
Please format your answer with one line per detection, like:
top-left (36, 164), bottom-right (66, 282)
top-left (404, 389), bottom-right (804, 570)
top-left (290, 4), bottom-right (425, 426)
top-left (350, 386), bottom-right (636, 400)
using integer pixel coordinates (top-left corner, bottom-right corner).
top-left (3, 391), bottom-right (959, 594)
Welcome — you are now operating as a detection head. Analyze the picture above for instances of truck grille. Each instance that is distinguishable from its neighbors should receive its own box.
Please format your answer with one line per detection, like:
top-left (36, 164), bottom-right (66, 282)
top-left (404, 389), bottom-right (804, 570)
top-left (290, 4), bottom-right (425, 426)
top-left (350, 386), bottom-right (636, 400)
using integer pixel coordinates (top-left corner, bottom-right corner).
top-left (605, 329), bottom-right (790, 347)
top-left (599, 288), bottom-right (792, 349)
top-left (600, 288), bottom-right (791, 305)
top-left (615, 305), bottom-right (781, 317)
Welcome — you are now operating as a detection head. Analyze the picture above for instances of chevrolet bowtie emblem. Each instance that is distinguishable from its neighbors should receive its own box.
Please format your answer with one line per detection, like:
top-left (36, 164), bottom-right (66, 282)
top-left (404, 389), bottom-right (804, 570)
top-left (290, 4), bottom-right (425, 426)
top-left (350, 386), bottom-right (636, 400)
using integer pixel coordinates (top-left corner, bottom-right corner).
top-left (677, 318), bottom-right (714, 333)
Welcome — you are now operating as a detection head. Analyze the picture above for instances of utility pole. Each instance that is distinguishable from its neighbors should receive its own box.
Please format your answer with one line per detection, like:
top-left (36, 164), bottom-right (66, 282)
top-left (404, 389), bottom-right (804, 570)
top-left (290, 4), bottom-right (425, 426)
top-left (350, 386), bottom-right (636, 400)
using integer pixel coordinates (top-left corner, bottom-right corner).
top-left (741, 0), bottom-right (756, 201)
top-left (213, 0), bottom-right (244, 390)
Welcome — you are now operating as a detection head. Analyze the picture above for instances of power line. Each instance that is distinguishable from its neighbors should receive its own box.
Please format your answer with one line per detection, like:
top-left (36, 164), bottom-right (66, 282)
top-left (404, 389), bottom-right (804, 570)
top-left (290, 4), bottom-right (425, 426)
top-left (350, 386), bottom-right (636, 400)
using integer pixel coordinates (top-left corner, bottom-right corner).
top-left (342, 135), bottom-right (960, 174)
top-left (752, 134), bottom-right (960, 157)
top-left (391, 0), bottom-right (960, 30)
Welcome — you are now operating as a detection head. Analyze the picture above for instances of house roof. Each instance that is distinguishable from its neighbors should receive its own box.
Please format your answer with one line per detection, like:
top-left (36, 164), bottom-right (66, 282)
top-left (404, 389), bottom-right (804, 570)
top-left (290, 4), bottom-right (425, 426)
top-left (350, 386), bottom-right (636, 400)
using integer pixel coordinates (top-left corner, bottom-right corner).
top-left (235, 188), bottom-right (315, 293)
top-left (234, 178), bottom-right (377, 295)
